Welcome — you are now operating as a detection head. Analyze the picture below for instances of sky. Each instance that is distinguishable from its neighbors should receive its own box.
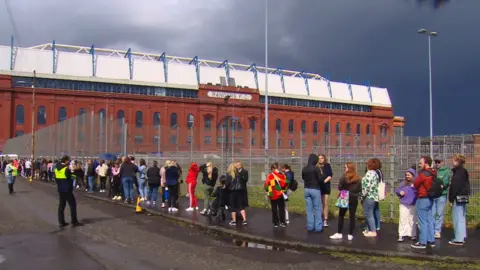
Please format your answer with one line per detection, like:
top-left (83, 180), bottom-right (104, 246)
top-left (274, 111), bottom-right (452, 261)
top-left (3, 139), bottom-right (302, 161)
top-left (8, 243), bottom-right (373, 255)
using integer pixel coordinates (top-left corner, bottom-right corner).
top-left (0, 0), bottom-right (478, 136)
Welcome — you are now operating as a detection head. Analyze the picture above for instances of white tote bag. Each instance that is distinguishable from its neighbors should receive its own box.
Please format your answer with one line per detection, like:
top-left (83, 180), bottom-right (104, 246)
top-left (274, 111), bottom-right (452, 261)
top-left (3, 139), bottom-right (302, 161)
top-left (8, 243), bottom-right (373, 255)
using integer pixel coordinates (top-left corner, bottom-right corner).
top-left (376, 170), bottom-right (386, 201)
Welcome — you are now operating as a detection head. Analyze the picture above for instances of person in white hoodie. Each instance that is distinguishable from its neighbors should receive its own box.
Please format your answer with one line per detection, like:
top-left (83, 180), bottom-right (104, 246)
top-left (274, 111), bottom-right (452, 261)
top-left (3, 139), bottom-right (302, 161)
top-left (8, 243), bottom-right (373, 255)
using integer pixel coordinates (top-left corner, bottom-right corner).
top-left (95, 160), bottom-right (109, 193)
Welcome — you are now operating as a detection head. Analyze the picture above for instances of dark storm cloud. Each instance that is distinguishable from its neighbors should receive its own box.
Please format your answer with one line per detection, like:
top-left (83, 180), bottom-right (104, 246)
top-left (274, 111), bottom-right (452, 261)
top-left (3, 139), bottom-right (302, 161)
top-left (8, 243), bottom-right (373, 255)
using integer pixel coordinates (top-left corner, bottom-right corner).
top-left (0, 0), bottom-right (479, 135)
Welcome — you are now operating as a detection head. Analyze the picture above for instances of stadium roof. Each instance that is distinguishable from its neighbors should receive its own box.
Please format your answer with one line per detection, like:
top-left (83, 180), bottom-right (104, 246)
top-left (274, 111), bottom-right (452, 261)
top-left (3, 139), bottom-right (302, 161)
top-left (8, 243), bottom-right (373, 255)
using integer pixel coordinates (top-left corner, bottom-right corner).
top-left (0, 41), bottom-right (391, 107)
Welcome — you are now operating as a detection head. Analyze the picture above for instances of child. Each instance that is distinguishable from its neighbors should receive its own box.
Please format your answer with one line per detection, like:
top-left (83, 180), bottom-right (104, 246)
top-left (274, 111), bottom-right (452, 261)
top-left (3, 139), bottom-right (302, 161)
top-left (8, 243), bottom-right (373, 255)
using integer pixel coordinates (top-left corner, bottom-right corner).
top-left (208, 175), bottom-right (227, 220)
top-left (396, 167), bottom-right (418, 242)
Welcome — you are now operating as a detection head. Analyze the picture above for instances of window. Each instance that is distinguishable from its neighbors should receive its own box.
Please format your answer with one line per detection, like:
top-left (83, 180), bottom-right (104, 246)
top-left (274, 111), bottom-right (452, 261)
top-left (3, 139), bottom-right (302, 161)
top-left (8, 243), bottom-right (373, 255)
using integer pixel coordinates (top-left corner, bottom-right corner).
top-left (37, 106), bottom-right (47, 125)
top-left (249, 119), bottom-right (256, 131)
top-left (187, 113), bottom-right (194, 129)
top-left (276, 119), bottom-right (281, 132)
top-left (204, 116), bottom-right (212, 130)
top-left (335, 122), bottom-right (341, 134)
top-left (134, 135), bottom-right (143, 144)
top-left (135, 111), bottom-right (143, 128)
top-left (301, 140), bottom-right (307, 148)
top-left (153, 112), bottom-right (160, 129)
top-left (324, 121), bottom-right (329, 133)
top-left (366, 124), bottom-right (371, 136)
top-left (170, 135), bottom-right (177, 144)
top-left (204, 136), bottom-right (212, 145)
top-left (79, 108), bottom-right (86, 125)
top-left (380, 125), bottom-right (388, 138)
top-left (288, 119), bottom-right (294, 133)
top-left (346, 123), bottom-right (351, 135)
top-left (153, 136), bottom-right (160, 145)
top-left (277, 139), bottom-right (281, 147)
top-left (170, 113), bottom-right (177, 129)
top-left (301, 120), bottom-right (306, 133)
top-left (251, 138), bottom-right (256, 146)
top-left (58, 107), bottom-right (67, 122)
top-left (15, 131), bottom-right (24, 137)
top-left (313, 121), bottom-right (318, 135)
top-left (289, 139), bottom-right (294, 147)
top-left (356, 124), bottom-right (361, 136)
top-left (117, 110), bottom-right (125, 127)
top-left (99, 109), bottom-right (106, 125)
top-left (15, 105), bottom-right (24, 125)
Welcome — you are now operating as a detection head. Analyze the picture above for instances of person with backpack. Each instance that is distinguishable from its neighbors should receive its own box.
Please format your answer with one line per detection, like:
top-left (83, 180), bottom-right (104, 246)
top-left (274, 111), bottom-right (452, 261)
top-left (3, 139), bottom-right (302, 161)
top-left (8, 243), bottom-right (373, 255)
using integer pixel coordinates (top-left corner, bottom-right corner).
top-left (411, 156), bottom-right (437, 249)
top-left (282, 164), bottom-right (297, 224)
top-left (264, 162), bottom-right (288, 228)
top-left (432, 156), bottom-right (451, 239)
top-left (448, 155), bottom-right (470, 246)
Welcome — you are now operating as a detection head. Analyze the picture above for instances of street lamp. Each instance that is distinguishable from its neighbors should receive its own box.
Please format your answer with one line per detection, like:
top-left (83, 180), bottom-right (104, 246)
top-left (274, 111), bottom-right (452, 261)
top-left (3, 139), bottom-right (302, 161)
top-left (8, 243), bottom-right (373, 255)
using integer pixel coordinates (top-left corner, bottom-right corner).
top-left (418, 29), bottom-right (437, 158)
top-left (264, 0), bottom-right (269, 175)
top-left (30, 70), bottom-right (36, 182)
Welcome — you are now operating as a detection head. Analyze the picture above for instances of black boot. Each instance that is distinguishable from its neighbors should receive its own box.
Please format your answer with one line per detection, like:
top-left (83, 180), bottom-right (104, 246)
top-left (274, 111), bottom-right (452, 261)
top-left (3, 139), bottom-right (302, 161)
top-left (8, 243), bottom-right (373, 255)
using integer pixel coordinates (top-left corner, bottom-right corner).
top-left (8, 183), bottom-right (13, 194)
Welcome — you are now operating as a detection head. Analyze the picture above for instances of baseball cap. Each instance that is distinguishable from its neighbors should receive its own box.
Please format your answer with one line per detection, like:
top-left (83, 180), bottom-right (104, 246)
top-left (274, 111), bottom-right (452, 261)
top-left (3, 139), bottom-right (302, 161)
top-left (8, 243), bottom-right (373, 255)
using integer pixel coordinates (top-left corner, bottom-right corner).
top-left (434, 155), bottom-right (443, 162)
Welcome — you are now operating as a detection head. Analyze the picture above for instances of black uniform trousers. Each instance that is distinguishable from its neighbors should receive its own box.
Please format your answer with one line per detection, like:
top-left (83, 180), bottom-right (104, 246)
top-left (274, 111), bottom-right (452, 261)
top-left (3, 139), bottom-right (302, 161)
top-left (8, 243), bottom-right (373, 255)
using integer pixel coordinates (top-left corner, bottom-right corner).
top-left (58, 191), bottom-right (78, 225)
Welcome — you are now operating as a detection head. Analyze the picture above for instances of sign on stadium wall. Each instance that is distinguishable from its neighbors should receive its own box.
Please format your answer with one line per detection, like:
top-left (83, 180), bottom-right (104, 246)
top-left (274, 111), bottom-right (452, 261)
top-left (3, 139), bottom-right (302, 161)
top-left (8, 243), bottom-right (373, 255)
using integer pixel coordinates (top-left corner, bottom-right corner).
top-left (207, 91), bottom-right (252, 101)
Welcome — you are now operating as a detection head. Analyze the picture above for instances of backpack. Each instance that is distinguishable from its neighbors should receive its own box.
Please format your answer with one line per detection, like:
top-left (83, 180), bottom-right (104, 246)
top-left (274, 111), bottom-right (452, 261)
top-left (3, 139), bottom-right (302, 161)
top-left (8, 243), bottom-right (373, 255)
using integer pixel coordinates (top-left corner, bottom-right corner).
top-left (427, 171), bottom-right (443, 198)
top-left (286, 171), bottom-right (298, 192)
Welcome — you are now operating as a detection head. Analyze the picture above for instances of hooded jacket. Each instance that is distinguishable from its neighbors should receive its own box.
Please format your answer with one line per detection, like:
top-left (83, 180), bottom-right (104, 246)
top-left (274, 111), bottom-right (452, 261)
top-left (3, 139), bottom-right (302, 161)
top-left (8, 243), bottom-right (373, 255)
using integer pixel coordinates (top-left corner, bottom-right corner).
top-left (186, 162), bottom-right (200, 184)
top-left (449, 166), bottom-right (470, 203)
top-left (146, 166), bottom-right (161, 185)
top-left (414, 167), bottom-right (437, 198)
top-left (436, 166), bottom-right (451, 196)
top-left (55, 162), bottom-right (73, 193)
top-left (199, 164), bottom-right (219, 187)
top-left (264, 171), bottom-right (287, 200)
top-left (301, 154), bottom-right (325, 190)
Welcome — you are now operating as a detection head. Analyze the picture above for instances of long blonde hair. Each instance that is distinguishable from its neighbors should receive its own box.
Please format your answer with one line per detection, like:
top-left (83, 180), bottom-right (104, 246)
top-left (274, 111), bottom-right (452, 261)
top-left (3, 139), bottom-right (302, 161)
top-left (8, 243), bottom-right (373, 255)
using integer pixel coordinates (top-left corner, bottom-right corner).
top-left (227, 162), bottom-right (236, 178)
top-left (207, 161), bottom-right (214, 178)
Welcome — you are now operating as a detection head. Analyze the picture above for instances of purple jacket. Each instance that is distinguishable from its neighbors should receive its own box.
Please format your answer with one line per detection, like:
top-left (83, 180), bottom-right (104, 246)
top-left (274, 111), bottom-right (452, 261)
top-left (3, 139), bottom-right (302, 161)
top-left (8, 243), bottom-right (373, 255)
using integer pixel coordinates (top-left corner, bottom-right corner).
top-left (396, 182), bottom-right (417, 206)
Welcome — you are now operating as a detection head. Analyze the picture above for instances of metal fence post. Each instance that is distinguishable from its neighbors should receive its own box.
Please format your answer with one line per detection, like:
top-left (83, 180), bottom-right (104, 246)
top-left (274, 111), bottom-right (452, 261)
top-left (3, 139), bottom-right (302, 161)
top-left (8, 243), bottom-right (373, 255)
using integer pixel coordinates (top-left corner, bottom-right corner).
top-left (276, 129), bottom-right (279, 161)
top-left (300, 130), bottom-right (303, 169)
top-left (122, 118), bottom-right (127, 156)
top-left (249, 128), bottom-right (252, 181)
top-left (390, 145), bottom-right (396, 220)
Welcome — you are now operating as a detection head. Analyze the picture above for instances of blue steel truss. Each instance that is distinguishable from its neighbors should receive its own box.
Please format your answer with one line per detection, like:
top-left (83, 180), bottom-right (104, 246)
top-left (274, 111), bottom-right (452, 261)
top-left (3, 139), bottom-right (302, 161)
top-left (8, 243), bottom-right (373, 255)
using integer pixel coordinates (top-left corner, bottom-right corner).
top-left (189, 56), bottom-right (200, 84)
top-left (219, 60), bottom-right (230, 85)
top-left (158, 52), bottom-right (168, 83)
top-left (274, 68), bottom-right (285, 93)
top-left (52, 40), bottom-right (57, 74)
top-left (10, 35), bottom-right (15, 71)
top-left (89, 45), bottom-right (96, 77)
top-left (326, 75), bottom-right (333, 98)
top-left (125, 48), bottom-right (132, 80)
top-left (247, 63), bottom-right (259, 89)
top-left (366, 80), bottom-right (373, 102)
top-left (300, 71), bottom-right (310, 96)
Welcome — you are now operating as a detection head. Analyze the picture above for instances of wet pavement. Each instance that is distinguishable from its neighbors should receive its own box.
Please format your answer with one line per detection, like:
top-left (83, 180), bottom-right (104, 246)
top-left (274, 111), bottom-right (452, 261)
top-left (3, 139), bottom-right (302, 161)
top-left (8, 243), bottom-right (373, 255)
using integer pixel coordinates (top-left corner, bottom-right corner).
top-left (1, 176), bottom-right (447, 270)
top-left (89, 190), bottom-right (480, 261)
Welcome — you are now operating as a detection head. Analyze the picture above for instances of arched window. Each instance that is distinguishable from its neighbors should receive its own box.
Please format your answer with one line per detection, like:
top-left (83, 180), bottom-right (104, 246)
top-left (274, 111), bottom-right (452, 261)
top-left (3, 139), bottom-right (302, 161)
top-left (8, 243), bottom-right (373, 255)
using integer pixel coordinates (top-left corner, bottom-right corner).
top-left (275, 119), bottom-right (281, 131)
top-left (262, 118), bottom-right (265, 133)
top-left (366, 124), bottom-right (371, 136)
top-left (249, 118), bottom-right (256, 131)
top-left (346, 123), bottom-right (351, 135)
top-left (380, 125), bottom-right (388, 138)
top-left (356, 123), bottom-right (361, 136)
top-left (153, 112), bottom-right (160, 129)
top-left (324, 121), bottom-right (329, 133)
top-left (15, 105), bottom-right (24, 125)
top-left (301, 120), bottom-right (306, 133)
top-left (79, 108), bottom-right (86, 126)
top-left (187, 113), bottom-right (195, 129)
top-left (117, 110), bottom-right (125, 127)
top-left (58, 107), bottom-right (67, 122)
top-left (135, 111), bottom-right (143, 128)
top-left (170, 113), bottom-right (178, 129)
top-left (37, 106), bottom-right (47, 125)
top-left (204, 116), bottom-right (212, 130)
top-left (288, 119), bottom-right (294, 133)
top-left (335, 122), bottom-right (341, 134)
top-left (313, 121), bottom-right (318, 135)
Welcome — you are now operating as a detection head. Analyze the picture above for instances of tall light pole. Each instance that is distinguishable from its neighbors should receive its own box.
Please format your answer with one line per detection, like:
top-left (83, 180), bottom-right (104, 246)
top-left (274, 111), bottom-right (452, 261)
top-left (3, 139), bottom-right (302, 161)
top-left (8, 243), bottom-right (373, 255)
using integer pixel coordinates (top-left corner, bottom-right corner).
top-left (418, 29), bottom-right (437, 158)
top-left (264, 0), bottom-right (269, 175)
top-left (30, 70), bottom-right (36, 182)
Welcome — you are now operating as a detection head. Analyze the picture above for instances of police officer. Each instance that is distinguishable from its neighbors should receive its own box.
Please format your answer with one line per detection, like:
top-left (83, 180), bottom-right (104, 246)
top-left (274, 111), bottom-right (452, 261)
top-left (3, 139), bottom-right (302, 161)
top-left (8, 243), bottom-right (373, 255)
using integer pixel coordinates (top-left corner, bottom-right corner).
top-left (55, 155), bottom-right (82, 227)
top-left (5, 160), bottom-right (18, 194)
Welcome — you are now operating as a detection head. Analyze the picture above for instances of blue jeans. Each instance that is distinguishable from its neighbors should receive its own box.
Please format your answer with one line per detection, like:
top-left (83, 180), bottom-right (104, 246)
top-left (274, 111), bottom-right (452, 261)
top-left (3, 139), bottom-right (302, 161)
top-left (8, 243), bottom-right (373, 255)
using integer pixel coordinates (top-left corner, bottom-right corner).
top-left (138, 178), bottom-right (147, 198)
top-left (122, 176), bottom-right (134, 201)
top-left (147, 185), bottom-right (160, 202)
top-left (432, 195), bottom-right (447, 234)
top-left (452, 201), bottom-right (467, 242)
top-left (416, 198), bottom-right (434, 245)
top-left (304, 188), bottom-right (323, 231)
top-left (6, 175), bottom-right (15, 184)
top-left (363, 198), bottom-right (377, 232)
top-left (88, 176), bottom-right (94, 192)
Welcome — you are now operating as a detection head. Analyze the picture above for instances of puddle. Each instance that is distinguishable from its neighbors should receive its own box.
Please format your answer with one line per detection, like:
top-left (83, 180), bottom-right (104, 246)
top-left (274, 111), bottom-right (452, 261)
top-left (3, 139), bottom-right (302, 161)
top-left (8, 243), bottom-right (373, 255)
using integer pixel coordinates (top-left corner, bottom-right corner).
top-left (230, 238), bottom-right (300, 253)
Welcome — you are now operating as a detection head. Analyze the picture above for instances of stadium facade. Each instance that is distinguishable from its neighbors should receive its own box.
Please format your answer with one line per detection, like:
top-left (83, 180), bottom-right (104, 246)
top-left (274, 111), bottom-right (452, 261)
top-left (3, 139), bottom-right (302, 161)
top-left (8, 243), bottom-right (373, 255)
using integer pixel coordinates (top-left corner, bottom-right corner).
top-left (0, 42), bottom-right (404, 153)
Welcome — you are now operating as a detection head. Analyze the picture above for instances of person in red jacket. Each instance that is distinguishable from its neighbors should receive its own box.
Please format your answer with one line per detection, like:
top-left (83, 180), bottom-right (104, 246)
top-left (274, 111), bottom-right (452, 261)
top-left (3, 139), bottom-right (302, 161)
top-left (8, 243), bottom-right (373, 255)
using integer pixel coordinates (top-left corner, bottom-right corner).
top-left (411, 156), bottom-right (437, 249)
top-left (186, 162), bottom-right (200, 211)
top-left (264, 162), bottom-right (288, 228)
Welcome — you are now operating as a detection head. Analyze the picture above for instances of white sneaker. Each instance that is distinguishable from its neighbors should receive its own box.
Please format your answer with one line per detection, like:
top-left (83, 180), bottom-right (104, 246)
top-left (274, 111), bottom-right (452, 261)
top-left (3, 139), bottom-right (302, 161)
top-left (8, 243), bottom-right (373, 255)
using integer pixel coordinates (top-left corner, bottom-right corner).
top-left (161, 203), bottom-right (166, 208)
top-left (186, 207), bottom-right (194, 212)
top-left (168, 207), bottom-right (172, 212)
top-left (200, 209), bottom-right (207, 215)
top-left (112, 196), bottom-right (117, 200)
top-left (140, 197), bottom-right (145, 202)
top-left (330, 233), bottom-right (343, 240)
top-left (146, 201), bottom-right (150, 205)
top-left (172, 208), bottom-right (179, 212)
top-left (76, 185), bottom-right (80, 189)
top-left (194, 207), bottom-right (199, 211)
top-left (348, 235), bottom-right (354, 241)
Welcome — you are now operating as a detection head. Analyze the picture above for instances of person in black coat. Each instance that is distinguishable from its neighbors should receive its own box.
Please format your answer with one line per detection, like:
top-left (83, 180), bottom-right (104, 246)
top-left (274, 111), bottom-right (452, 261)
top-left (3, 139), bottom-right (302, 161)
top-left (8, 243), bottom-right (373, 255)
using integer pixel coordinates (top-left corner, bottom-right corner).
top-left (199, 162), bottom-right (219, 214)
top-left (448, 155), bottom-right (470, 246)
top-left (225, 162), bottom-right (248, 226)
top-left (146, 161), bottom-right (161, 206)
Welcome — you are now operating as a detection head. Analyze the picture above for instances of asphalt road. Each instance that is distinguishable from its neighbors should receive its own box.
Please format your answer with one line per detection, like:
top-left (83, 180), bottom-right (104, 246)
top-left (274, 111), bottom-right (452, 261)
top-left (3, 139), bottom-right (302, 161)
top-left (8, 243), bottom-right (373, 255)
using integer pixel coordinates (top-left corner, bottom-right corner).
top-left (0, 177), bottom-right (438, 270)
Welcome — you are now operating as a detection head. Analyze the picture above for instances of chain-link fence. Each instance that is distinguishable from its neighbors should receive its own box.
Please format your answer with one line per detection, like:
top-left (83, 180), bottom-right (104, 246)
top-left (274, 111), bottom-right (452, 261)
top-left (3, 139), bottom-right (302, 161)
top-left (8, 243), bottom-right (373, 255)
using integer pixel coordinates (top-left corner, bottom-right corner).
top-left (3, 114), bottom-right (479, 226)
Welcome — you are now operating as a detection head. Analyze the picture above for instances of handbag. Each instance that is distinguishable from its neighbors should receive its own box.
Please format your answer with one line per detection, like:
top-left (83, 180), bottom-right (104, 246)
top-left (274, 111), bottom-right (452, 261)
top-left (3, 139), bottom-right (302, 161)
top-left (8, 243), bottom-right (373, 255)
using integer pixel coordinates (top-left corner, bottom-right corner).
top-left (335, 190), bottom-right (349, 208)
top-left (456, 195), bottom-right (469, 204)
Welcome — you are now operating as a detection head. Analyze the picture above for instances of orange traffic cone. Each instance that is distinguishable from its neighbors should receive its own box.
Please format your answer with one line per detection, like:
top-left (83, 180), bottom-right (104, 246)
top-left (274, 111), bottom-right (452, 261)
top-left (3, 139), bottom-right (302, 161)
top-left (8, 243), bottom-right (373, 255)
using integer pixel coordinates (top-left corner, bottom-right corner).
top-left (135, 197), bottom-right (143, 214)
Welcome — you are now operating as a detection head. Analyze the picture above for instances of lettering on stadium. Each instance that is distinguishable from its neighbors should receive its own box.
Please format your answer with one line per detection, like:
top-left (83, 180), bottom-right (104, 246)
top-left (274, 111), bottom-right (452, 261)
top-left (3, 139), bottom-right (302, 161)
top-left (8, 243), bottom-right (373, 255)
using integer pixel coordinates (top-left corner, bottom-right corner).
top-left (207, 91), bottom-right (252, 101)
